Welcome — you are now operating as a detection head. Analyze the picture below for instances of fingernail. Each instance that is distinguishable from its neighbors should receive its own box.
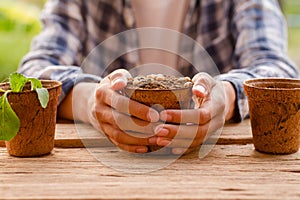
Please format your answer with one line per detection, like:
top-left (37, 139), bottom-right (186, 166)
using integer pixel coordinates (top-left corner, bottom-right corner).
top-left (148, 109), bottom-right (159, 122)
top-left (160, 112), bottom-right (172, 121)
top-left (194, 85), bottom-right (206, 94)
top-left (111, 78), bottom-right (121, 86)
top-left (154, 127), bottom-right (169, 137)
top-left (157, 139), bottom-right (171, 146)
top-left (148, 137), bottom-right (157, 145)
top-left (136, 147), bottom-right (148, 153)
top-left (111, 79), bottom-right (125, 91)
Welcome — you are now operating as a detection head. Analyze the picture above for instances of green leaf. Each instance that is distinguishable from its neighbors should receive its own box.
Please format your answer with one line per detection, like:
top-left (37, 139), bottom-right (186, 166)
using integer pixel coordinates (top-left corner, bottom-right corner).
top-left (9, 72), bottom-right (28, 92)
top-left (28, 77), bottom-right (43, 90)
top-left (36, 88), bottom-right (49, 108)
top-left (28, 78), bottom-right (49, 108)
top-left (0, 91), bottom-right (20, 141)
top-left (0, 73), bottom-right (49, 141)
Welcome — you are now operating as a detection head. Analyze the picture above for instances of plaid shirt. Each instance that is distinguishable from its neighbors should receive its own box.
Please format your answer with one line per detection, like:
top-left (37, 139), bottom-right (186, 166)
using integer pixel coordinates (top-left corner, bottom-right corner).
top-left (19, 0), bottom-right (299, 122)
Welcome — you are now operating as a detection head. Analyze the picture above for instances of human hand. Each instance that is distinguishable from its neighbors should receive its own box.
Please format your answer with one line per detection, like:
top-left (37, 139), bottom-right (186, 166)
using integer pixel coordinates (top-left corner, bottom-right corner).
top-left (153, 72), bottom-right (229, 155)
top-left (90, 69), bottom-right (160, 153)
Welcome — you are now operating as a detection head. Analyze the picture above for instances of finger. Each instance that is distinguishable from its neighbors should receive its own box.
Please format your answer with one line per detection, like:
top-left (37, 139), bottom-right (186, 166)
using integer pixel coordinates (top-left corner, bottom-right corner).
top-left (107, 69), bottom-right (132, 91)
top-left (192, 73), bottom-right (216, 108)
top-left (95, 86), bottom-right (159, 122)
top-left (160, 82), bottom-right (226, 124)
top-left (112, 110), bottom-right (157, 135)
top-left (112, 109), bottom-right (161, 136)
top-left (93, 100), bottom-right (114, 124)
top-left (155, 123), bottom-right (203, 139)
top-left (192, 72), bottom-right (216, 98)
top-left (155, 115), bottom-right (225, 140)
top-left (96, 105), bottom-right (160, 138)
top-left (110, 95), bottom-right (159, 122)
top-left (157, 136), bottom-right (202, 149)
top-left (110, 138), bottom-right (149, 153)
top-left (201, 80), bottom-right (226, 119)
top-left (100, 122), bottom-right (151, 146)
top-left (160, 108), bottom-right (209, 125)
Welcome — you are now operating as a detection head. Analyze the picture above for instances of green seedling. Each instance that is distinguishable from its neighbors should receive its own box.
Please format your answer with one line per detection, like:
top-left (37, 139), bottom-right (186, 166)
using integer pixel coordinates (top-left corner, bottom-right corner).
top-left (0, 72), bottom-right (49, 141)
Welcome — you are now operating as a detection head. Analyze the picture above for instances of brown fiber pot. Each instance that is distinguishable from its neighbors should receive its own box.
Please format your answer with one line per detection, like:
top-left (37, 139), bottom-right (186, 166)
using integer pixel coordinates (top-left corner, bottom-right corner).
top-left (124, 87), bottom-right (193, 111)
top-left (1, 80), bottom-right (62, 157)
top-left (244, 78), bottom-right (300, 154)
top-left (124, 86), bottom-right (193, 153)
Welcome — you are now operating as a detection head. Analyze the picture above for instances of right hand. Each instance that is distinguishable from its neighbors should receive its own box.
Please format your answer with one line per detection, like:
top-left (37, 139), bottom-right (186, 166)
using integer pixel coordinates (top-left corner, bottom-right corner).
top-left (89, 69), bottom-right (160, 153)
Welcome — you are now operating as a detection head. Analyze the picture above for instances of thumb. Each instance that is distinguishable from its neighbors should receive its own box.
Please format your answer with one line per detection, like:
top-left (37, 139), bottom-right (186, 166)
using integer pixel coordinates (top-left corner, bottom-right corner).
top-left (192, 84), bottom-right (207, 98)
top-left (192, 73), bottom-right (216, 108)
top-left (192, 72), bottom-right (216, 97)
top-left (108, 69), bottom-right (132, 91)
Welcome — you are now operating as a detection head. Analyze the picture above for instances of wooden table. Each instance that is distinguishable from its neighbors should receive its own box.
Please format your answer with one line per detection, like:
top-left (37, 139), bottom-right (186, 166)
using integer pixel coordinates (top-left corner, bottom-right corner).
top-left (1, 119), bottom-right (300, 200)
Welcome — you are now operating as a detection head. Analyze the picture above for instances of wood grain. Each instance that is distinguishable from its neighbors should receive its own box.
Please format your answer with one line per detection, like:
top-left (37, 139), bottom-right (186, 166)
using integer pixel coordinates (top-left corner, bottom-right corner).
top-left (1, 145), bottom-right (300, 199)
top-left (0, 119), bottom-right (253, 148)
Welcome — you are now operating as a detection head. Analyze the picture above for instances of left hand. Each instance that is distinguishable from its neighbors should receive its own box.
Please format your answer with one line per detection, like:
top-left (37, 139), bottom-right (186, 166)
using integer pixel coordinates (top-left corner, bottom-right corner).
top-left (90, 69), bottom-right (160, 153)
top-left (153, 72), bottom-right (233, 155)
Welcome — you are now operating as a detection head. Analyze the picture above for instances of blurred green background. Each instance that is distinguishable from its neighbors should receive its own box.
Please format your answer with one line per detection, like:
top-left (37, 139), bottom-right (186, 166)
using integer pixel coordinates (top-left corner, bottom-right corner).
top-left (0, 0), bottom-right (300, 81)
top-left (0, 0), bottom-right (44, 81)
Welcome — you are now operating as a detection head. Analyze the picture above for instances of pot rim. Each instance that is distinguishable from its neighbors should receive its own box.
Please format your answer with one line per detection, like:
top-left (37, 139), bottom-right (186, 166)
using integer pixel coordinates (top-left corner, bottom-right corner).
top-left (243, 78), bottom-right (300, 91)
top-left (0, 80), bottom-right (62, 94)
top-left (124, 85), bottom-right (193, 92)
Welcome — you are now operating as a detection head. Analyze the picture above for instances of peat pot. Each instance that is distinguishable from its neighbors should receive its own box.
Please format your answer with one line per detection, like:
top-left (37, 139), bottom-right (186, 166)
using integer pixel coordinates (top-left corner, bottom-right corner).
top-left (124, 74), bottom-right (194, 153)
top-left (244, 78), bottom-right (300, 154)
top-left (1, 80), bottom-right (62, 157)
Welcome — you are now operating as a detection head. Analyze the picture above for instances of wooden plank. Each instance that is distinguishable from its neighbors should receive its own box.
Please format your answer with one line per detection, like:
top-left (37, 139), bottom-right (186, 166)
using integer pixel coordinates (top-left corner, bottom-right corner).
top-left (218, 119), bottom-right (252, 144)
top-left (1, 145), bottom-right (300, 199)
top-left (0, 120), bottom-right (253, 148)
top-left (53, 123), bottom-right (113, 148)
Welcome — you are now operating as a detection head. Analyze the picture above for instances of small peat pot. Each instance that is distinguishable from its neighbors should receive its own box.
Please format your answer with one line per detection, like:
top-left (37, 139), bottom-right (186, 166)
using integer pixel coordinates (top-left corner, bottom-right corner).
top-left (124, 74), bottom-right (193, 111)
top-left (123, 74), bottom-right (194, 153)
top-left (244, 78), bottom-right (300, 154)
top-left (0, 73), bottom-right (61, 157)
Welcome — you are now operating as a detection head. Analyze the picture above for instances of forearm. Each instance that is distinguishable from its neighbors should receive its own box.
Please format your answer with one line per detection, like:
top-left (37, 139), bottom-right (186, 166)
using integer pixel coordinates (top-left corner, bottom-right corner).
top-left (58, 82), bottom-right (98, 124)
top-left (222, 81), bottom-right (236, 121)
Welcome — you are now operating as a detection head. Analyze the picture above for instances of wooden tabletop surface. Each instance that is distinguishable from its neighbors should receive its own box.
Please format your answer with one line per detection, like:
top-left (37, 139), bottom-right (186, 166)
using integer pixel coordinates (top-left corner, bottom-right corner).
top-left (1, 119), bottom-right (300, 200)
